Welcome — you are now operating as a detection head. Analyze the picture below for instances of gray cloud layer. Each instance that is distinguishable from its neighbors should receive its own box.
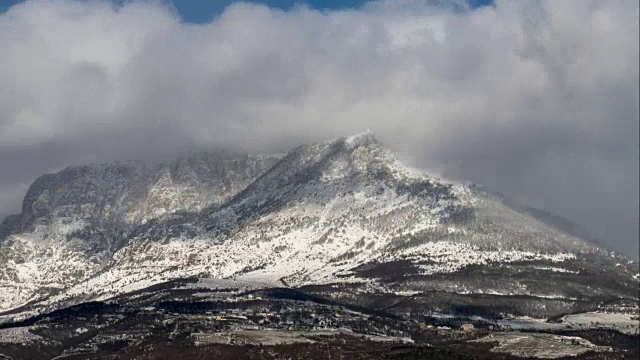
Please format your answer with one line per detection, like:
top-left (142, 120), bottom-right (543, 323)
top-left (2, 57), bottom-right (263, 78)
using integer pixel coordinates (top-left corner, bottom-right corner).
top-left (0, 0), bottom-right (638, 257)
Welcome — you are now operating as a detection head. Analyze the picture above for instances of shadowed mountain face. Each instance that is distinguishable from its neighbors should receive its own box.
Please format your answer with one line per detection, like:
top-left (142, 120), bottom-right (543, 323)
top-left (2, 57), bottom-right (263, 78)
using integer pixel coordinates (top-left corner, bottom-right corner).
top-left (0, 133), bottom-right (637, 322)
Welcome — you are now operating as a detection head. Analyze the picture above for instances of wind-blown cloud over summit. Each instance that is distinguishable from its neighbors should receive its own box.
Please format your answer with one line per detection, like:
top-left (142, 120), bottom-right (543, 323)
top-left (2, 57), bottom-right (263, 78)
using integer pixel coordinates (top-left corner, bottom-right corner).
top-left (0, 0), bottom-right (638, 256)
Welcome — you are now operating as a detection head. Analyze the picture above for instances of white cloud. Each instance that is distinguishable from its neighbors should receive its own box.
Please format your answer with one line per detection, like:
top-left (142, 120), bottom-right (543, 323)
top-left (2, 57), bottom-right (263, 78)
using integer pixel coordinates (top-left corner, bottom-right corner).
top-left (0, 0), bottom-right (637, 256)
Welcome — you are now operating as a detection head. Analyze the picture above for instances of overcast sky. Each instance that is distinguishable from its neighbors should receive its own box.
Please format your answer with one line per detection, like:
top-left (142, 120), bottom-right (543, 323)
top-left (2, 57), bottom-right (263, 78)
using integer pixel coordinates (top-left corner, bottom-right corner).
top-left (0, 0), bottom-right (638, 258)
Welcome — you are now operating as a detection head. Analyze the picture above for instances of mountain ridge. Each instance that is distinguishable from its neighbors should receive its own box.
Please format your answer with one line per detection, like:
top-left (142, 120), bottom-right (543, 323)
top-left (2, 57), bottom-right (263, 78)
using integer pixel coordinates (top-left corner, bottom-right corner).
top-left (0, 133), bottom-right (637, 323)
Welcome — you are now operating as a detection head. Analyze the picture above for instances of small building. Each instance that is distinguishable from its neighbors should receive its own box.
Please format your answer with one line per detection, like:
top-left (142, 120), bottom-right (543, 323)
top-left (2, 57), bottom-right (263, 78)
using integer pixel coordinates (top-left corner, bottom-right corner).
top-left (461, 323), bottom-right (475, 332)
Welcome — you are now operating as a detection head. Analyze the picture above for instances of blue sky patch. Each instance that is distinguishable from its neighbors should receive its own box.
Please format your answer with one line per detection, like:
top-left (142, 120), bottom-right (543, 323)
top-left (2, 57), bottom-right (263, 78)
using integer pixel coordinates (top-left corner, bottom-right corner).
top-left (1, 0), bottom-right (495, 23)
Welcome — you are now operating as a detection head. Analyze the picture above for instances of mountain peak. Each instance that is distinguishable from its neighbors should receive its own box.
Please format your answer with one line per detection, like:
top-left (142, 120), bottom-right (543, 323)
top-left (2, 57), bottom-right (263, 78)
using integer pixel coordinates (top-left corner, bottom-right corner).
top-left (344, 129), bottom-right (376, 147)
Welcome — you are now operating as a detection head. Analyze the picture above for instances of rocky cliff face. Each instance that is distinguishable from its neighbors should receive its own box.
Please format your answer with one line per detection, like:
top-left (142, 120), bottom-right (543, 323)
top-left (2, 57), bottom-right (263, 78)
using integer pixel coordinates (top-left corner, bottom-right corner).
top-left (0, 152), bottom-right (279, 312)
top-left (0, 133), bottom-right (637, 320)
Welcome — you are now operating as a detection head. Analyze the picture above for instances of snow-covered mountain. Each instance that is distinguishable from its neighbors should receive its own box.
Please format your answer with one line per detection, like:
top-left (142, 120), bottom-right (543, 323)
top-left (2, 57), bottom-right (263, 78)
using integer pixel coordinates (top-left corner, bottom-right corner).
top-left (0, 132), bottom-right (637, 320)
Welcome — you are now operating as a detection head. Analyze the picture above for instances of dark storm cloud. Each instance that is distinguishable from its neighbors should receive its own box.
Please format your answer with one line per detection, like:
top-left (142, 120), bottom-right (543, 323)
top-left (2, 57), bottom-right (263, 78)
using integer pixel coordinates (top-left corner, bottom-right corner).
top-left (0, 0), bottom-right (637, 257)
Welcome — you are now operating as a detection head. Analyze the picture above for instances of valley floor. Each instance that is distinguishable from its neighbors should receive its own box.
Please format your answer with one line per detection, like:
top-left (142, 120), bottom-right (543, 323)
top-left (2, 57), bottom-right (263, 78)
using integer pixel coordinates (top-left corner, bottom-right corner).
top-left (0, 281), bottom-right (637, 360)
